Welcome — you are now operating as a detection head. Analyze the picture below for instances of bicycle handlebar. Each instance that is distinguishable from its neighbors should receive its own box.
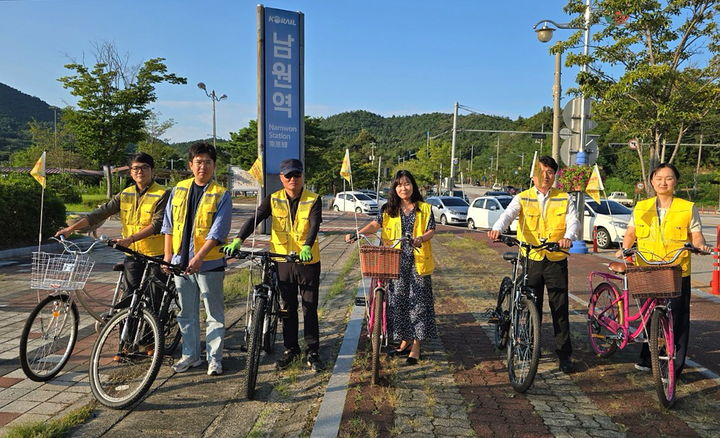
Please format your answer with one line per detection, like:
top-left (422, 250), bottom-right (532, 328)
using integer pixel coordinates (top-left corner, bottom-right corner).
top-left (496, 234), bottom-right (568, 254)
top-left (52, 235), bottom-right (102, 254)
top-left (228, 249), bottom-right (300, 263)
top-left (622, 243), bottom-right (710, 265)
top-left (105, 239), bottom-right (185, 275)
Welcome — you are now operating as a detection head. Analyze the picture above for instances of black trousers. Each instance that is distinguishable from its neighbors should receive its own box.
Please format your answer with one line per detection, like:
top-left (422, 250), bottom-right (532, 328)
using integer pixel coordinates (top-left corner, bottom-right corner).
top-left (123, 256), bottom-right (167, 312)
top-left (277, 262), bottom-right (321, 353)
top-left (525, 257), bottom-right (572, 361)
top-left (640, 276), bottom-right (691, 376)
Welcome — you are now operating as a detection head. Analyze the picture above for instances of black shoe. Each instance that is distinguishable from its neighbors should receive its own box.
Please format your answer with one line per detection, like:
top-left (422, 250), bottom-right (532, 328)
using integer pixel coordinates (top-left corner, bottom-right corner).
top-left (634, 359), bottom-right (651, 372)
top-left (306, 352), bottom-right (325, 372)
top-left (559, 358), bottom-right (575, 373)
top-left (276, 349), bottom-right (300, 370)
top-left (405, 356), bottom-right (419, 366)
top-left (387, 344), bottom-right (411, 357)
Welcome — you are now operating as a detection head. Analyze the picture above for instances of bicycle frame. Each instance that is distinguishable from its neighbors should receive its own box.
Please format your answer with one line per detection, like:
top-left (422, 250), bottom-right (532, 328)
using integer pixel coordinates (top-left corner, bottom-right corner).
top-left (365, 278), bottom-right (389, 347)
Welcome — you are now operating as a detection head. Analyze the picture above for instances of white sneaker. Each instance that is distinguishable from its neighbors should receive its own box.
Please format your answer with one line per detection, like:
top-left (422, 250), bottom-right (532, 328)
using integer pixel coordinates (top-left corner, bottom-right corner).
top-left (172, 357), bottom-right (203, 373)
top-left (207, 359), bottom-right (223, 376)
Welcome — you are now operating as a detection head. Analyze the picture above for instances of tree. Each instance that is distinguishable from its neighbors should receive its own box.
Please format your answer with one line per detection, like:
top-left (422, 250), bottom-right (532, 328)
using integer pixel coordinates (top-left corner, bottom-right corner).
top-left (559, 0), bottom-right (720, 187)
top-left (58, 43), bottom-right (186, 166)
top-left (136, 112), bottom-right (180, 167)
top-left (10, 120), bottom-right (84, 168)
top-left (225, 120), bottom-right (259, 169)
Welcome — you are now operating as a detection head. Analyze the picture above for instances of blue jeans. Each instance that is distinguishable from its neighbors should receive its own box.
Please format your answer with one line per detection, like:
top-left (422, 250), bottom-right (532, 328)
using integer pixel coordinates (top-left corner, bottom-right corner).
top-left (175, 271), bottom-right (225, 362)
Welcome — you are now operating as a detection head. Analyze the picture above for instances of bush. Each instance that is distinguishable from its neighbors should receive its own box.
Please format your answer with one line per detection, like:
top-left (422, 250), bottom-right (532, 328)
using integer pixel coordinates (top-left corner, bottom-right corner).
top-left (0, 175), bottom-right (66, 249)
top-left (46, 173), bottom-right (82, 203)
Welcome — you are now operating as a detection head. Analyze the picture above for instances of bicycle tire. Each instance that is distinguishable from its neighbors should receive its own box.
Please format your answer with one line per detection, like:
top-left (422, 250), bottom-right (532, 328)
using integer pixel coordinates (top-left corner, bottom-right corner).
top-left (587, 282), bottom-right (622, 358)
top-left (370, 287), bottom-right (384, 385)
top-left (262, 292), bottom-right (279, 355)
top-left (245, 295), bottom-right (266, 400)
top-left (160, 294), bottom-right (182, 356)
top-left (89, 307), bottom-right (164, 409)
top-left (19, 293), bottom-right (79, 382)
top-left (650, 307), bottom-right (676, 408)
top-left (507, 296), bottom-right (541, 393)
top-left (494, 277), bottom-right (512, 350)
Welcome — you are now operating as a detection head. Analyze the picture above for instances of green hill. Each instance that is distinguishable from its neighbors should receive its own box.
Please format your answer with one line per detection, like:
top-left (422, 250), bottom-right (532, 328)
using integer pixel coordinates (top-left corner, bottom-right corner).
top-left (0, 82), bottom-right (55, 161)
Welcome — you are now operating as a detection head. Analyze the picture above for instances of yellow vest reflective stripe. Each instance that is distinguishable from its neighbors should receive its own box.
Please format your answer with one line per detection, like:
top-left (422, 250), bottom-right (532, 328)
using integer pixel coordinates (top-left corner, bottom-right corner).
top-left (119, 182), bottom-right (166, 256)
top-left (380, 202), bottom-right (434, 276)
top-left (269, 189), bottom-right (320, 264)
top-left (170, 178), bottom-right (226, 262)
top-left (517, 188), bottom-right (569, 261)
top-left (633, 197), bottom-right (692, 276)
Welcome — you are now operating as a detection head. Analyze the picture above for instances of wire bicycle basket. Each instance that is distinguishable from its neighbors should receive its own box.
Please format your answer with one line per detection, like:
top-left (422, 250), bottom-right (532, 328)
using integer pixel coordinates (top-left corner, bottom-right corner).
top-left (31, 251), bottom-right (95, 291)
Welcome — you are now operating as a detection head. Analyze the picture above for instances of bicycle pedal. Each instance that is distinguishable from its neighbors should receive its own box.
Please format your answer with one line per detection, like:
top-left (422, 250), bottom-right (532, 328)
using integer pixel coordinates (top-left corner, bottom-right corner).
top-left (355, 297), bottom-right (366, 307)
top-left (278, 309), bottom-right (290, 319)
top-left (487, 316), bottom-right (500, 324)
top-left (240, 344), bottom-right (248, 352)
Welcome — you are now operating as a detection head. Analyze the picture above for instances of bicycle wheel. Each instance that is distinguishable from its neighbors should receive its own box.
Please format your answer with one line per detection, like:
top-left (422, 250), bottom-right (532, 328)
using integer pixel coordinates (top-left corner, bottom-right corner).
top-left (19, 293), bottom-right (79, 382)
top-left (89, 307), bottom-right (164, 409)
top-left (262, 293), bottom-right (279, 355)
top-left (494, 277), bottom-right (512, 350)
top-left (370, 287), bottom-right (384, 385)
top-left (245, 295), bottom-right (266, 400)
top-left (160, 294), bottom-right (181, 356)
top-left (650, 306), bottom-right (676, 408)
top-left (587, 282), bottom-right (623, 358)
top-left (507, 296), bottom-right (541, 393)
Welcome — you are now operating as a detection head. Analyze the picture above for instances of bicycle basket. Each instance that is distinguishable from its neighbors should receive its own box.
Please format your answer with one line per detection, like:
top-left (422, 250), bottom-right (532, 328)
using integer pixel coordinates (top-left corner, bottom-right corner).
top-left (359, 246), bottom-right (401, 279)
top-left (31, 252), bottom-right (95, 291)
top-left (626, 265), bottom-right (681, 299)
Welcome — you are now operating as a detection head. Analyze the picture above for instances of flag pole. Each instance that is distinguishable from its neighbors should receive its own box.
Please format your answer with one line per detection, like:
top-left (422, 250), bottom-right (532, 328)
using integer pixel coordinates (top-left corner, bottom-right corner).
top-left (37, 186), bottom-right (45, 253)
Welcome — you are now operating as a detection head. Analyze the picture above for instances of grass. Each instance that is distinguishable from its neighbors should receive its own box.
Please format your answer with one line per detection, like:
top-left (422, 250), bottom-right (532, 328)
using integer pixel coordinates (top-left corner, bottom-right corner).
top-left (325, 249), bottom-right (360, 302)
top-left (65, 193), bottom-right (109, 212)
top-left (4, 403), bottom-right (95, 438)
top-left (224, 269), bottom-right (253, 301)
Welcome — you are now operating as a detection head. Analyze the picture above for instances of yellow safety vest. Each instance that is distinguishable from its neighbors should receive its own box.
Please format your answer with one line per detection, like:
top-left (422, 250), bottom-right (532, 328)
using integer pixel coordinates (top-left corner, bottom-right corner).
top-left (633, 197), bottom-right (693, 277)
top-left (516, 188), bottom-right (569, 262)
top-left (170, 178), bottom-right (226, 262)
top-left (119, 181), bottom-right (166, 256)
top-left (269, 189), bottom-right (320, 264)
top-left (381, 201), bottom-right (434, 276)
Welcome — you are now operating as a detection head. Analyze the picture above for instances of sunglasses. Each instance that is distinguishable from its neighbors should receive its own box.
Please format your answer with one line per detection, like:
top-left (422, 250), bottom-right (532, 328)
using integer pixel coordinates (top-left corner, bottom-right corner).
top-left (283, 172), bottom-right (302, 179)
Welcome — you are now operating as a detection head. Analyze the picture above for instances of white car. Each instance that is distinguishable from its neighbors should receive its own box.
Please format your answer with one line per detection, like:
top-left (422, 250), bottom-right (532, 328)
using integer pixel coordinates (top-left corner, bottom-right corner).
top-left (583, 199), bottom-right (631, 249)
top-left (426, 196), bottom-right (469, 225)
top-left (467, 195), bottom-right (518, 232)
top-left (358, 190), bottom-right (387, 209)
top-left (333, 191), bottom-right (379, 215)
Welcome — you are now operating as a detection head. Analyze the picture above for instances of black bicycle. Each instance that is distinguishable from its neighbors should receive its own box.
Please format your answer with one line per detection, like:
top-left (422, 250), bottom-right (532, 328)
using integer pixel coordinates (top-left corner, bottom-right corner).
top-left (88, 240), bottom-right (184, 409)
top-left (230, 249), bottom-right (299, 400)
top-left (489, 234), bottom-right (566, 393)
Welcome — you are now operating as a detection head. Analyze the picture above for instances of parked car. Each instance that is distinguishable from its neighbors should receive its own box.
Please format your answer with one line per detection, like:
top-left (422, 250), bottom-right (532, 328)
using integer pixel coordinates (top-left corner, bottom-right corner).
top-left (357, 190), bottom-right (387, 209)
top-left (332, 191), bottom-right (379, 215)
top-left (440, 189), bottom-right (469, 203)
top-left (426, 196), bottom-right (469, 225)
top-left (503, 186), bottom-right (518, 195)
top-left (607, 191), bottom-right (635, 207)
top-left (583, 199), bottom-right (632, 249)
top-left (467, 195), bottom-right (518, 232)
top-left (484, 190), bottom-right (512, 197)
top-left (491, 183), bottom-right (502, 190)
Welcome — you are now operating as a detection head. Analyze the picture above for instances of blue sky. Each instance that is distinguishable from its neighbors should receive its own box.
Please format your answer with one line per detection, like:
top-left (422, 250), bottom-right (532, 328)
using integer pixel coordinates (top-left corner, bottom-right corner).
top-left (1, 0), bottom-right (583, 142)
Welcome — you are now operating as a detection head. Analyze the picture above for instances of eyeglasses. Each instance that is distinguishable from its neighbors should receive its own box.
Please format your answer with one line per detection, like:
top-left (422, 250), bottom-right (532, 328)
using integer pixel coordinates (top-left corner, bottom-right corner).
top-left (130, 165), bottom-right (151, 173)
top-left (192, 159), bottom-right (214, 167)
top-left (283, 172), bottom-right (302, 179)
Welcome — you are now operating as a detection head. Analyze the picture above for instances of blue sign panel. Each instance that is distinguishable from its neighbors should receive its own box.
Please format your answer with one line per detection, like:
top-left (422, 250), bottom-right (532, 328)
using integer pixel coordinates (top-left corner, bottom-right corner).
top-left (263, 7), bottom-right (302, 174)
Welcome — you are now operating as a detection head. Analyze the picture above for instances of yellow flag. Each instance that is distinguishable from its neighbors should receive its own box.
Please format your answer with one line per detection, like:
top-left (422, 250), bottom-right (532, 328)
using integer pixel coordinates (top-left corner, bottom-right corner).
top-left (585, 164), bottom-right (604, 203)
top-left (340, 148), bottom-right (352, 183)
top-left (30, 151), bottom-right (46, 188)
top-left (529, 151), bottom-right (543, 182)
top-left (249, 156), bottom-right (263, 185)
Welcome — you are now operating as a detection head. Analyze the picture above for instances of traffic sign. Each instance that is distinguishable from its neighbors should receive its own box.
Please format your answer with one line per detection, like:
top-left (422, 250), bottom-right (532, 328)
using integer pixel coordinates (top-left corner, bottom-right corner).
top-left (562, 97), bottom-right (597, 134)
top-left (560, 135), bottom-right (599, 166)
top-left (559, 127), bottom-right (573, 140)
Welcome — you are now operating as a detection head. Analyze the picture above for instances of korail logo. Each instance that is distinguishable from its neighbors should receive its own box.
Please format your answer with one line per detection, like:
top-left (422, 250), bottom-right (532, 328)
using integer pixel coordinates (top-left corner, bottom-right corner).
top-left (268, 15), bottom-right (296, 25)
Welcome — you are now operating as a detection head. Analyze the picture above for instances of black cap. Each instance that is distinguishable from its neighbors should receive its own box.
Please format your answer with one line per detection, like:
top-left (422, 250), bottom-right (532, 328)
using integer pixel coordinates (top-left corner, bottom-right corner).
top-left (279, 158), bottom-right (303, 174)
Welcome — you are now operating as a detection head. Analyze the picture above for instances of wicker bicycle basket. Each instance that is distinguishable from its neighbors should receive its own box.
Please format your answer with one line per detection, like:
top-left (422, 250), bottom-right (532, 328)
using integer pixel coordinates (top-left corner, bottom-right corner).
top-left (626, 265), bottom-right (682, 299)
top-left (31, 251), bottom-right (95, 291)
top-left (359, 246), bottom-right (401, 279)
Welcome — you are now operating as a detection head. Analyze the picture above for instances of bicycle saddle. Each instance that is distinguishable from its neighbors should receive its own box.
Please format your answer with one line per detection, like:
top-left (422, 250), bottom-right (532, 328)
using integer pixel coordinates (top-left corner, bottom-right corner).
top-left (503, 252), bottom-right (518, 261)
top-left (608, 262), bottom-right (627, 274)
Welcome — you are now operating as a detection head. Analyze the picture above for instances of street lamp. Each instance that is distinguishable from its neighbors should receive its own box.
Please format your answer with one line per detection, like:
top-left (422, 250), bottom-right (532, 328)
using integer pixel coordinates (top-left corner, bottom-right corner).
top-left (533, 0), bottom-right (592, 254)
top-left (197, 82), bottom-right (227, 148)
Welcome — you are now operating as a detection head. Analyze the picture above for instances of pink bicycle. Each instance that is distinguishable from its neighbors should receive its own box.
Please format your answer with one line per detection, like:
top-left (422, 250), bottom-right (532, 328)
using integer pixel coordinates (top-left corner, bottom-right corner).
top-left (586, 244), bottom-right (707, 408)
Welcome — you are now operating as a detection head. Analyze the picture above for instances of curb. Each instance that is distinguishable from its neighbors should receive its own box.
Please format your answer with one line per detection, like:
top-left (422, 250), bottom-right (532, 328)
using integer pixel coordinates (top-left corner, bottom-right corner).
top-left (0, 238), bottom-right (90, 260)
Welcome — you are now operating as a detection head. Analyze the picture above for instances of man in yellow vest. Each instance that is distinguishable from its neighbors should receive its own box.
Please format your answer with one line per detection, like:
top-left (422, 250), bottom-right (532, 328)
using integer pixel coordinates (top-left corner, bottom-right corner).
top-left (162, 142), bottom-right (231, 376)
top-left (488, 155), bottom-right (580, 373)
top-left (56, 152), bottom-right (169, 302)
top-left (222, 158), bottom-right (325, 372)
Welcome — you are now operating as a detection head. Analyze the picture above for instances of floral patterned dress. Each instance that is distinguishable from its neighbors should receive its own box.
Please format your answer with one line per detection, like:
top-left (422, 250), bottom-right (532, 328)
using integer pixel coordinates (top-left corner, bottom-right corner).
top-left (376, 207), bottom-right (438, 342)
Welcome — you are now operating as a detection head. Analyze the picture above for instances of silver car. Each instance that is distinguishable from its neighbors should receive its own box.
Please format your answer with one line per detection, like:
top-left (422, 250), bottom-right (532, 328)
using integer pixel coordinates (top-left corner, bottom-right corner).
top-left (426, 196), bottom-right (469, 226)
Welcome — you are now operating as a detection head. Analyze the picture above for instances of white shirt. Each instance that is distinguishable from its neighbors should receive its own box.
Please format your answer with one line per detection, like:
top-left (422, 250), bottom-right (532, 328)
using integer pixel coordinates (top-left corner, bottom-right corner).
top-left (491, 188), bottom-right (580, 240)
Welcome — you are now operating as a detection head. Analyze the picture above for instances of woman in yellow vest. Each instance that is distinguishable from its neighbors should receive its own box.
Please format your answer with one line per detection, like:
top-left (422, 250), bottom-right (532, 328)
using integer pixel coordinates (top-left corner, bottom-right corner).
top-left (346, 170), bottom-right (437, 365)
top-left (618, 163), bottom-right (711, 375)
top-left (56, 152), bottom-right (169, 297)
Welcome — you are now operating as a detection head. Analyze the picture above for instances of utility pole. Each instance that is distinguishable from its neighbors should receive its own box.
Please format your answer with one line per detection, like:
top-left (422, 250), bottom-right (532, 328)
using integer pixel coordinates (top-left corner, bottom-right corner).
top-left (450, 101), bottom-right (458, 189)
top-left (694, 134), bottom-right (704, 191)
top-left (552, 52), bottom-right (562, 163)
top-left (495, 137), bottom-right (500, 173)
top-left (426, 131), bottom-right (430, 157)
